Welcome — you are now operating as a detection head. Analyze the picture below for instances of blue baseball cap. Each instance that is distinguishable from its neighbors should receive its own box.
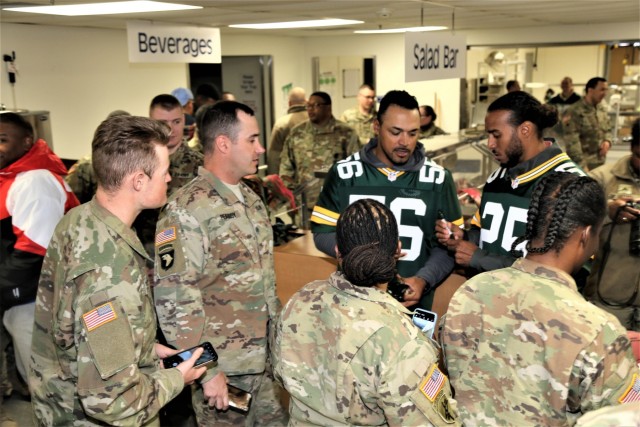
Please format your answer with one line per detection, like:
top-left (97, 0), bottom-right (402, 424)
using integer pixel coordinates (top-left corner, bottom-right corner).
top-left (171, 87), bottom-right (194, 107)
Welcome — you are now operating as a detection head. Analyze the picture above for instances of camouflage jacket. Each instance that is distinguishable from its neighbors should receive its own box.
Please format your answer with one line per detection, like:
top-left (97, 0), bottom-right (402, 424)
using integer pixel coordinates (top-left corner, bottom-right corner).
top-left (584, 154), bottom-right (640, 308)
top-left (420, 125), bottom-right (447, 139)
top-left (575, 402), bottom-right (640, 426)
top-left (267, 105), bottom-right (308, 174)
top-left (65, 155), bottom-right (96, 204)
top-left (154, 167), bottom-right (280, 384)
top-left (340, 107), bottom-right (376, 146)
top-left (280, 117), bottom-right (359, 207)
top-left (273, 272), bottom-right (459, 427)
top-left (133, 143), bottom-right (203, 255)
top-left (30, 200), bottom-right (184, 426)
top-left (563, 98), bottom-right (612, 170)
top-left (441, 258), bottom-right (640, 426)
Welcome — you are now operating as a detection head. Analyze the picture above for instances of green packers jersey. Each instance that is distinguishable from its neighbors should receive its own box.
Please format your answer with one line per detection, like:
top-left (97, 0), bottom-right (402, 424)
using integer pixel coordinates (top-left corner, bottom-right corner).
top-left (312, 151), bottom-right (463, 279)
top-left (471, 148), bottom-right (585, 258)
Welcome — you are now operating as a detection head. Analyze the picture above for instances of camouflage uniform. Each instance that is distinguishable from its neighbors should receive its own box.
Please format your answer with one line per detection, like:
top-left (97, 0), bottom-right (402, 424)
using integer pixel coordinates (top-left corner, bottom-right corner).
top-left (133, 143), bottom-right (203, 256)
top-left (584, 154), bottom-right (640, 331)
top-left (340, 107), bottom-right (376, 146)
top-left (441, 258), bottom-right (640, 426)
top-left (563, 98), bottom-right (612, 170)
top-left (280, 117), bottom-right (359, 209)
top-left (30, 200), bottom-right (185, 426)
top-left (575, 402), bottom-right (640, 426)
top-left (65, 156), bottom-right (97, 204)
top-left (154, 167), bottom-right (286, 426)
top-left (267, 105), bottom-right (307, 174)
top-left (273, 272), bottom-right (459, 426)
top-left (419, 124), bottom-right (447, 139)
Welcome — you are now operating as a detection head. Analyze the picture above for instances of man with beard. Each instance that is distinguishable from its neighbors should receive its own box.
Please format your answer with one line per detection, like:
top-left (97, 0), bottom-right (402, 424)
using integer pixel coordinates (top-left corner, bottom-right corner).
top-left (311, 90), bottom-right (463, 310)
top-left (436, 91), bottom-right (584, 274)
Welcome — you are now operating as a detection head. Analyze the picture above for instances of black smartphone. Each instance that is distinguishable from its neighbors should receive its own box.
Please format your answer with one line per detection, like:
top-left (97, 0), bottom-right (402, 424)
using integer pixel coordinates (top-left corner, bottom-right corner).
top-left (162, 342), bottom-right (218, 369)
top-left (386, 275), bottom-right (409, 302)
top-left (228, 384), bottom-right (252, 412)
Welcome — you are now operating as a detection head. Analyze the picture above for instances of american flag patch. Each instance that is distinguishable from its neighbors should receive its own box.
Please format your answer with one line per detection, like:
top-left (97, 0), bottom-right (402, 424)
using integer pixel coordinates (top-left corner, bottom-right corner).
top-left (619, 374), bottom-right (640, 403)
top-left (82, 302), bottom-right (117, 332)
top-left (156, 227), bottom-right (177, 246)
top-left (420, 365), bottom-right (446, 402)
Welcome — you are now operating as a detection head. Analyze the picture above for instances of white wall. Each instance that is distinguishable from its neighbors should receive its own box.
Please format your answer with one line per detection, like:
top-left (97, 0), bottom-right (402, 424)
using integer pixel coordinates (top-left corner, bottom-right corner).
top-left (1, 24), bottom-right (187, 159)
top-left (531, 45), bottom-right (607, 92)
top-left (303, 34), bottom-right (462, 134)
top-left (1, 20), bottom-right (637, 159)
top-left (466, 45), bottom-right (606, 101)
top-left (0, 24), bottom-right (308, 159)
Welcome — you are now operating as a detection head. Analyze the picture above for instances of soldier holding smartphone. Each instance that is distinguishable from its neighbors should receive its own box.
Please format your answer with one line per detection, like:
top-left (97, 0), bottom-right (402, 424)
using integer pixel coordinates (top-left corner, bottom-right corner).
top-left (30, 116), bottom-right (206, 426)
top-left (154, 101), bottom-right (287, 426)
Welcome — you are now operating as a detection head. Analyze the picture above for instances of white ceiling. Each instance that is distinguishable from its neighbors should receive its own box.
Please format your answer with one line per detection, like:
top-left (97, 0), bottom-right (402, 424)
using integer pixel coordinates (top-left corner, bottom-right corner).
top-left (1, 0), bottom-right (639, 39)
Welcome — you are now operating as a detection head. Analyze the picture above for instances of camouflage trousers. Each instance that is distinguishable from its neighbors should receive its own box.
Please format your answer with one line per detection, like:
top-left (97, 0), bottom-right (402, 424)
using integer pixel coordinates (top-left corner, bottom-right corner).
top-left (191, 368), bottom-right (288, 427)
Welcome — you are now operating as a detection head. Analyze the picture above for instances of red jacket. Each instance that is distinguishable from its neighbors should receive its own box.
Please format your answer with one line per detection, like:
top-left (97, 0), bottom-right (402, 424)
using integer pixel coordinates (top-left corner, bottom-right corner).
top-left (0, 139), bottom-right (79, 308)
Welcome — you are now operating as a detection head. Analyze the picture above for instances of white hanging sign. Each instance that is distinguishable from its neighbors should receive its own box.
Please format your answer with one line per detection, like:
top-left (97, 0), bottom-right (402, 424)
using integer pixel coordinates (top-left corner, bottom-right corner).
top-left (405, 32), bottom-right (466, 82)
top-left (127, 21), bottom-right (221, 63)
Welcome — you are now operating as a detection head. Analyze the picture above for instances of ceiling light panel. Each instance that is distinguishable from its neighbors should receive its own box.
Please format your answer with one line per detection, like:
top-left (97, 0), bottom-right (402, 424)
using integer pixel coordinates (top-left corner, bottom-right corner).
top-left (230, 19), bottom-right (363, 30)
top-left (3, 1), bottom-right (201, 16)
top-left (354, 26), bottom-right (447, 34)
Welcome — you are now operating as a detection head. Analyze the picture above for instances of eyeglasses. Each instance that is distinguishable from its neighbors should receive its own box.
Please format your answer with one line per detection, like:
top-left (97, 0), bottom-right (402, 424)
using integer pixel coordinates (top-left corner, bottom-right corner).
top-left (306, 103), bottom-right (327, 109)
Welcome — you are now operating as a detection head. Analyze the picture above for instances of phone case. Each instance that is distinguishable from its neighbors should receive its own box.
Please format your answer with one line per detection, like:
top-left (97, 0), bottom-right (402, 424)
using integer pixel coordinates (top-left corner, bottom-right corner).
top-left (162, 342), bottom-right (218, 369)
top-left (228, 385), bottom-right (252, 412)
top-left (412, 309), bottom-right (438, 338)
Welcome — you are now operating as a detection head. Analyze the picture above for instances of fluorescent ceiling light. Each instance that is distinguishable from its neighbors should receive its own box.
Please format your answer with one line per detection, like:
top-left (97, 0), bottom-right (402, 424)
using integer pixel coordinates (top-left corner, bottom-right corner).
top-left (3, 1), bottom-right (201, 16)
top-left (355, 26), bottom-right (446, 34)
top-left (230, 19), bottom-right (363, 30)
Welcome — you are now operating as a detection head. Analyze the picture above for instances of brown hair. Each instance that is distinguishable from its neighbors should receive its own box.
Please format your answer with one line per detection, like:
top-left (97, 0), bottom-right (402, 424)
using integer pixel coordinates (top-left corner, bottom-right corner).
top-left (92, 115), bottom-right (169, 192)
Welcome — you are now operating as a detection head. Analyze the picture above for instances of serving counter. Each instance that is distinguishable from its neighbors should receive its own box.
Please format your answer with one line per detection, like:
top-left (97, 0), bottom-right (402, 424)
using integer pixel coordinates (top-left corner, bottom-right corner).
top-left (274, 231), bottom-right (337, 304)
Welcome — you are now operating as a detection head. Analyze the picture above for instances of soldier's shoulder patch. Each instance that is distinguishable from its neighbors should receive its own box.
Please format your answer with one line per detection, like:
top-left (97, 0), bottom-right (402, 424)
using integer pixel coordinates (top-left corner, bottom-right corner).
top-left (619, 373), bottom-right (640, 404)
top-left (410, 363), bottom-right (457, 424)
top-left (82, 302), bottom-right (117, 331)
top-left (82, 299), bottom-right (135, 377)
top-left (419, 365), bottom-right (446, 402)
top-left (156, 226), bottom-right (177, 246)
top-left (157, 241), bottom-right (184, 275)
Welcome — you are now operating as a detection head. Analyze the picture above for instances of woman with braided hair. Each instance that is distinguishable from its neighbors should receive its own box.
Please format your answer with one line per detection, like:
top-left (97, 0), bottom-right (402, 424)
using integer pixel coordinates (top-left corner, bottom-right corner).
top-left (272, 198), bottom-right (459, 426)
top-left (441, 172), bottom-right (640, 426)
